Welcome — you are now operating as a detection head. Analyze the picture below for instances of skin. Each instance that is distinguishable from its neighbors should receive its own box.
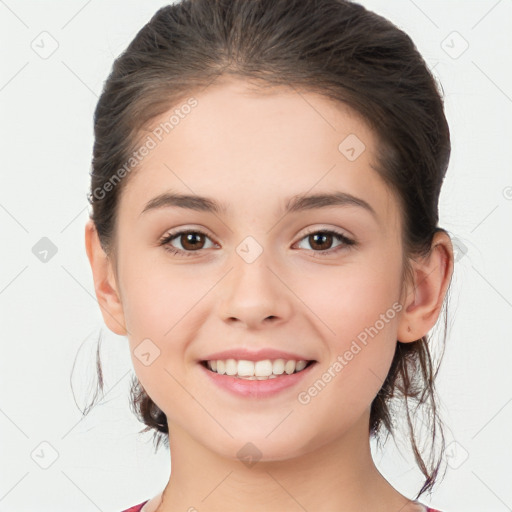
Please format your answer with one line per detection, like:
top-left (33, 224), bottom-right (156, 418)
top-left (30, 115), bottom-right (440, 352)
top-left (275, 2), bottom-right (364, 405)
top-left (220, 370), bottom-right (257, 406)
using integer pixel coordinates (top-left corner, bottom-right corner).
top-left (85, 77), bottom-right (453, 512)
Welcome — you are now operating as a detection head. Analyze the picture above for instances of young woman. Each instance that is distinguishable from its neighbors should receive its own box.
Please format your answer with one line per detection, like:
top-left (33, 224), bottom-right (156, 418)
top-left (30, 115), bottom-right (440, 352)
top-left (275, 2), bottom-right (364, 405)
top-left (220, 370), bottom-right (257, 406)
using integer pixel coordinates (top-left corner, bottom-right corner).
top-left (84, 0), bottom-right (454, 510)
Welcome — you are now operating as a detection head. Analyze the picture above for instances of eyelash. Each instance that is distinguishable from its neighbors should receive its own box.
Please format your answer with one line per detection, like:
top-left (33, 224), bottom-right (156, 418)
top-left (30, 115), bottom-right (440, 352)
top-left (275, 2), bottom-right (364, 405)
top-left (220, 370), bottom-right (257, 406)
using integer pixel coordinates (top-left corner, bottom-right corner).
top-left (159, 227), bottom-right (356, 258)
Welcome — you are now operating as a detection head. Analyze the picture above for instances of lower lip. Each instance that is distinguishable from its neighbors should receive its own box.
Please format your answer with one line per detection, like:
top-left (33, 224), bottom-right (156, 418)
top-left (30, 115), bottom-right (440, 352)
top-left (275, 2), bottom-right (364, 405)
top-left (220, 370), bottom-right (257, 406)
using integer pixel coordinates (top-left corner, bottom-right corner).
top-left (199, 362), bottom-right (316, 398)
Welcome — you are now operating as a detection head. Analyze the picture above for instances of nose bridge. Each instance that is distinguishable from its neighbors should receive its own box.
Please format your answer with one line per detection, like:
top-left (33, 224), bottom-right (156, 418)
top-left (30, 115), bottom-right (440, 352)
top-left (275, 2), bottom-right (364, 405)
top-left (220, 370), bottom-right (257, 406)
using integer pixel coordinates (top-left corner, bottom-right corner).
top-left (217, 237), bottom-right (292, 327)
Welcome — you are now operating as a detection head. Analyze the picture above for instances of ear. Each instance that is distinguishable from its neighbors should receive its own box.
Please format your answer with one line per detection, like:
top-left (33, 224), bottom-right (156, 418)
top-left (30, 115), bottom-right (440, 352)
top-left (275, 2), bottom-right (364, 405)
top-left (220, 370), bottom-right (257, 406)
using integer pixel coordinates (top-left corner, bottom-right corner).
top-left (397, 230), bottom-right (454, 343)
top-left (84, 219), bottom-right (127, 336)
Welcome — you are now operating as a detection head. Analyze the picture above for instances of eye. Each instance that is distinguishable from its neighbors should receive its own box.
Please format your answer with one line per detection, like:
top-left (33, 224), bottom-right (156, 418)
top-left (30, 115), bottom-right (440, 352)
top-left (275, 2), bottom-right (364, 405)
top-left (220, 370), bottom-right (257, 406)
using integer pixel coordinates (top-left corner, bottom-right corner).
top-left (295, 229), bottom-right (356, 256)
top-left (159, 229), bottom-right (216, 257)
top-left (159, 227), bottom-right (356, 258)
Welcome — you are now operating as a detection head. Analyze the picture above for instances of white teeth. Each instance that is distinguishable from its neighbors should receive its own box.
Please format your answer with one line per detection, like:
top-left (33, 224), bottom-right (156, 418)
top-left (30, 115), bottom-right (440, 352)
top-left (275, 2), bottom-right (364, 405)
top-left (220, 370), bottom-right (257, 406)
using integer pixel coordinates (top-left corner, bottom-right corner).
top-left (255, 360), bottom-right (273, 377)
top-left (284, 360), bottom-right (296, 374)
top-left (205, 358), bottom-right (311, 378)
top-left (237, 360), bottom-right (254, 376)
top-left (225, 359), bottom-right (237, 376)
top-left (216, 360), bottom-right (226, 375)
top-left (295, 360), bottom-right (307, 372)
top-left (272, 359), bottom-right (285, 375)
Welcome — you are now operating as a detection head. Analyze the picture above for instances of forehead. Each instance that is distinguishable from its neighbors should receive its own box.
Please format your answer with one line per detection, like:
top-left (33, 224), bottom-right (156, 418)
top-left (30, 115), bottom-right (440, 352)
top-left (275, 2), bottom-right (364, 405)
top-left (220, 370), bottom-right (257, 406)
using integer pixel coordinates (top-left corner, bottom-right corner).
top-left (119, 77), bottom-right (399, 229)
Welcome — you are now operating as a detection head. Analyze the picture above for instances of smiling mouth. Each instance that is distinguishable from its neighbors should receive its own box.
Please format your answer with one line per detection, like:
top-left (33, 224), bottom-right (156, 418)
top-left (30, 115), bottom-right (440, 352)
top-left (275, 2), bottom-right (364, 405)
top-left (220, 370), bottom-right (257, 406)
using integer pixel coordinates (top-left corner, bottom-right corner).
top-left (200, 359), bottom-right (316, 380)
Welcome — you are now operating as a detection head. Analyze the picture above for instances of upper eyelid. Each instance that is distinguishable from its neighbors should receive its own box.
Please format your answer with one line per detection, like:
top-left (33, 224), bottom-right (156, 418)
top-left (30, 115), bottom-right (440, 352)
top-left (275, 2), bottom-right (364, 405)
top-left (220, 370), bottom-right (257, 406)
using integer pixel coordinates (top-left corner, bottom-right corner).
top-left (162, 227), bottom-right (218, 244)
top-left (300, 226), bottom-right (351, 238)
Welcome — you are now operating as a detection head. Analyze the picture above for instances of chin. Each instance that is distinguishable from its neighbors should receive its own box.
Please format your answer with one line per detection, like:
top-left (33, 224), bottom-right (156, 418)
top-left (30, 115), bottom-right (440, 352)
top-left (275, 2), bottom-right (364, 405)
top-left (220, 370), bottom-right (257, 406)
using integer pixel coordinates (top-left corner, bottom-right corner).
top-left (208, 431), bottom-right (315, 465)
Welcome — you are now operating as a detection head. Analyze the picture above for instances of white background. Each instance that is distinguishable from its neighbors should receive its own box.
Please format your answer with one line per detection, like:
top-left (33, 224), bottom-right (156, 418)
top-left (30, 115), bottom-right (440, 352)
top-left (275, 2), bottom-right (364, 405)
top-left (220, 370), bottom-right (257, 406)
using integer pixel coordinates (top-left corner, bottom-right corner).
top-left (1, 1), bottom-right (511, 511)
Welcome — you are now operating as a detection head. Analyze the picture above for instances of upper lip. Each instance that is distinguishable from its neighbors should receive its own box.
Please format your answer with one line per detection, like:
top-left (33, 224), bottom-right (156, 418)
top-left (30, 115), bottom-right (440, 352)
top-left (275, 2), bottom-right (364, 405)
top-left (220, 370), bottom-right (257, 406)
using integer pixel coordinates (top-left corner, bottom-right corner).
top-left (200, 348), bottom-right (316, 362)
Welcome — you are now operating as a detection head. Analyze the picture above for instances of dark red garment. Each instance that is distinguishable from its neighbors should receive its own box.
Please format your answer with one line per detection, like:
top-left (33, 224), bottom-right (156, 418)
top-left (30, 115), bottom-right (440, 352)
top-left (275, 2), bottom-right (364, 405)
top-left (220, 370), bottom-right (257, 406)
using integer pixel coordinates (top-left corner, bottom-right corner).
top-left (121, 501), bottom-right (149, 512)
top-left (121, 500), bottom-right (442, 512)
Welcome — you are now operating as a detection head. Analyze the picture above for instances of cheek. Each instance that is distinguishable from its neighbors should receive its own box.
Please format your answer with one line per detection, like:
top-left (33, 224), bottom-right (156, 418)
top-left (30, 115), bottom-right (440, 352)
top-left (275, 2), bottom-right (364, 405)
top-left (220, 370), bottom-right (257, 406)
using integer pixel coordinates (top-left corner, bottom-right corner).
top-left (120, 258), bottom-right (202, 339)
top-left (294, 255), bottom-right (401, 407)
top-left (119, 258), bottom-right (212, 394)
top-left (295, 255), bottom-right (402, 348)
top-left (295, 307), bottom-right (399, 449)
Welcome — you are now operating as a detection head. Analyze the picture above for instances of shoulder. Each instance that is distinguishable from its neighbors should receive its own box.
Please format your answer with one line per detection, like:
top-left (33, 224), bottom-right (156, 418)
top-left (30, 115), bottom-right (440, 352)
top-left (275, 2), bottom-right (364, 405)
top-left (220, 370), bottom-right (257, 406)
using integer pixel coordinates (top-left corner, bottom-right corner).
top-left (120, 500), bottom-right (150, 512)
top-left (411, 503), bottom-right (441, 512)
top-left (405, 503), bottom-right (444, 512)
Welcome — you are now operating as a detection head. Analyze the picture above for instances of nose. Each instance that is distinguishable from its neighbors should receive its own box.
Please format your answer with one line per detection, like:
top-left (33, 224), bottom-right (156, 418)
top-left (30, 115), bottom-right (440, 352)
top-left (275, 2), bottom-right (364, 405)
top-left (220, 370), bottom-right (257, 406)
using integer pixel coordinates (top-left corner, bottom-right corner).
top-left (217, 250), bottom-right (294, 330)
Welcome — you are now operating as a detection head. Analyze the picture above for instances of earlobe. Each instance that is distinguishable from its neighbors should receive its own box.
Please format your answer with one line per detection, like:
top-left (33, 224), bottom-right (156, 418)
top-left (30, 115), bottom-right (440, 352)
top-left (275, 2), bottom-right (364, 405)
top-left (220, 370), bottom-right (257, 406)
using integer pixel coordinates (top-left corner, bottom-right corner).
top-left (397, 231), bottom-right (454, 343)
top-left (84, 219), bottom-right (128, 336)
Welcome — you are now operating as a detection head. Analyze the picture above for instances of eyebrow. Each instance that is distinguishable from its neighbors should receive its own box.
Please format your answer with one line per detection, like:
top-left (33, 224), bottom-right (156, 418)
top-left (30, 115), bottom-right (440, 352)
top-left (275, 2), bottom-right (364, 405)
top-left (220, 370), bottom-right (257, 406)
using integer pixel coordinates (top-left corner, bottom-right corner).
top-left (139, 190), bottom-right (377, 220)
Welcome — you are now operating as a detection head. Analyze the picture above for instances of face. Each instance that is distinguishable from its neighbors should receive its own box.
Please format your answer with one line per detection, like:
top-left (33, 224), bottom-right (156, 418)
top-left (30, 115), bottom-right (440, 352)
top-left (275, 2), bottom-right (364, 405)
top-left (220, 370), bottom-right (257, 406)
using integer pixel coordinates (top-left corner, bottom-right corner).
top-left (111, 78), bottom-right (407, 461)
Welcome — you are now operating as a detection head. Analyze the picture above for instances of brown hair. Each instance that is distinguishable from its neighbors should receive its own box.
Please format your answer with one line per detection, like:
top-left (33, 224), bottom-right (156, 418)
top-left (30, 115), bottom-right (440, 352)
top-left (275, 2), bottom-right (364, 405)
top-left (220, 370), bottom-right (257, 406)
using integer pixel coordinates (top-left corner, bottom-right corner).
top-left (81, 0), bottom-right (452, 498)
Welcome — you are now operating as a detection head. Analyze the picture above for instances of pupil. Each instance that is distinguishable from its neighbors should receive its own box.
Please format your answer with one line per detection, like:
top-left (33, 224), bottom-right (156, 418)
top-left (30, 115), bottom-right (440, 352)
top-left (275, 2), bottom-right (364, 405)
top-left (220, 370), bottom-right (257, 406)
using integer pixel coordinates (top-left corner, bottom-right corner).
top-left (312, 232), bottom-right (331, 250)
top-left (183, 233), bottom-right (203, 250)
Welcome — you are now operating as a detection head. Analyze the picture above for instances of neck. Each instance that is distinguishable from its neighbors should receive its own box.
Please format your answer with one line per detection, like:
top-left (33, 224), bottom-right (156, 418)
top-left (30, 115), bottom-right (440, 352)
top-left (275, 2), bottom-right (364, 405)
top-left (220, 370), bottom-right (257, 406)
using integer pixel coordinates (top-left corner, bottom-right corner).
top-left (155, 409), bottom-right (414, 512)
